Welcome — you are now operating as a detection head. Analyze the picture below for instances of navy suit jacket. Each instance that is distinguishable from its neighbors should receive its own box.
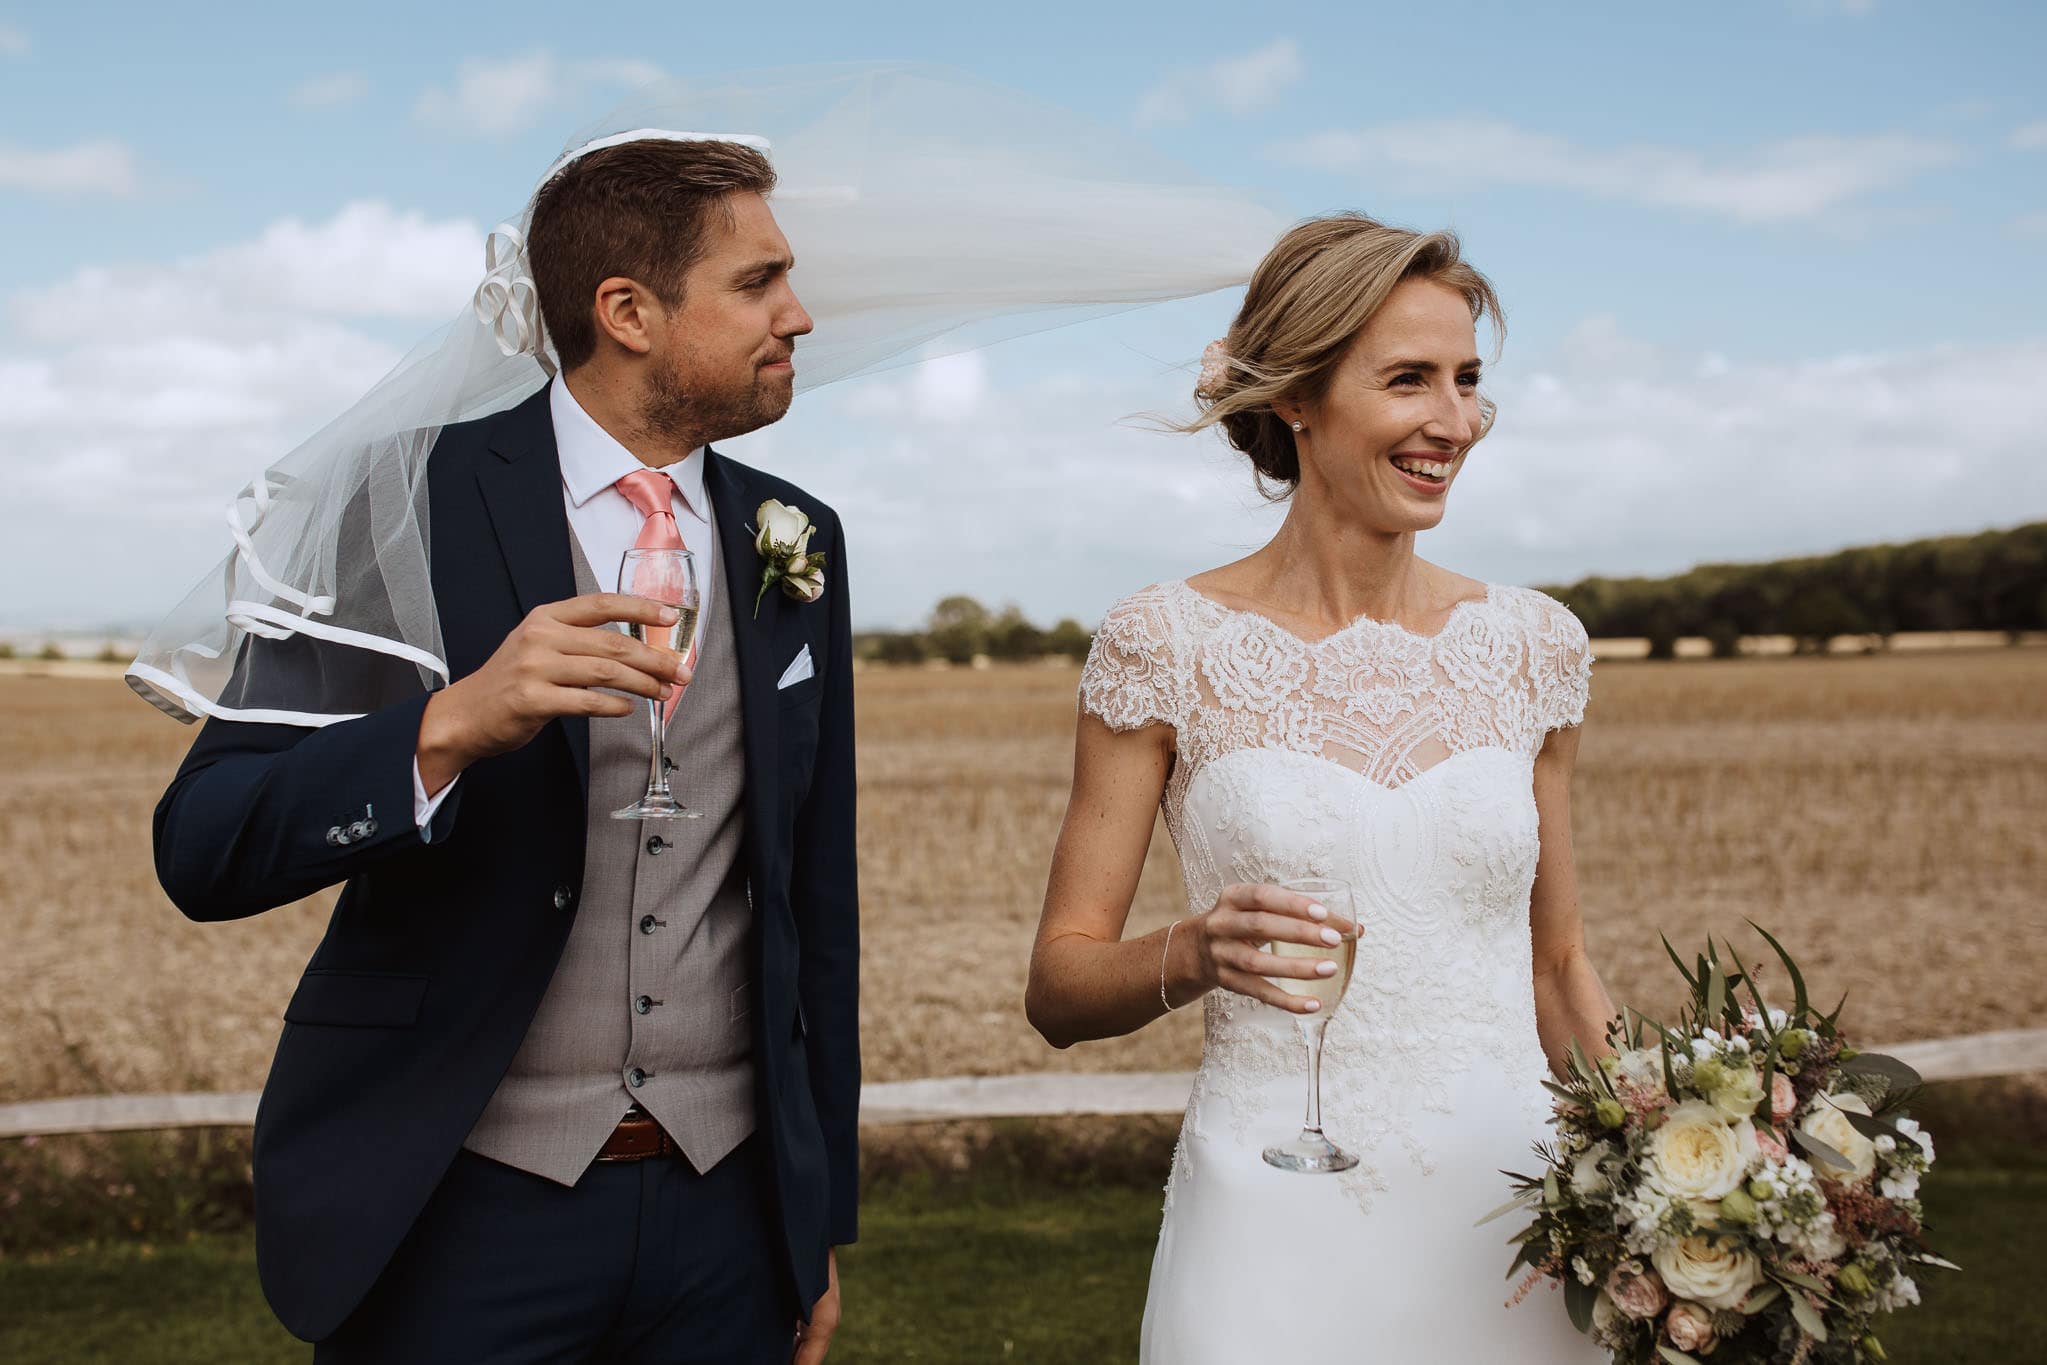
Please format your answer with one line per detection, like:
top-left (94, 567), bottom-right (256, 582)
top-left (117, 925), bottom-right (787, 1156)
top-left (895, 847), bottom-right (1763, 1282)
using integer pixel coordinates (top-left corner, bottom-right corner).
top-left (152, 387), bottom-right (860, 1342)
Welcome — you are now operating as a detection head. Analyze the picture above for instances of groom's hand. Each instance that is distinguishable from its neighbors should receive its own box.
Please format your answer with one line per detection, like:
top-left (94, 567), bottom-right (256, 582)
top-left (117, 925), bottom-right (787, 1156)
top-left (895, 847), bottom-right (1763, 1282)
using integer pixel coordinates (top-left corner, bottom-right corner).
top-left (417, 593), bottom-right (692, 792)
top-left (792, 1248), bottom-right (840, 1364)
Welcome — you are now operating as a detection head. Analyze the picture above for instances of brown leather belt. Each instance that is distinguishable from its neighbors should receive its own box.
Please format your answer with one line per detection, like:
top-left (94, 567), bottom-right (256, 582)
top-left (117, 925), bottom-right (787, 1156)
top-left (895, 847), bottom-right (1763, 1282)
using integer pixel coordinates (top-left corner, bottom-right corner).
top-left (594, 1108), bottom-right (681, 1162)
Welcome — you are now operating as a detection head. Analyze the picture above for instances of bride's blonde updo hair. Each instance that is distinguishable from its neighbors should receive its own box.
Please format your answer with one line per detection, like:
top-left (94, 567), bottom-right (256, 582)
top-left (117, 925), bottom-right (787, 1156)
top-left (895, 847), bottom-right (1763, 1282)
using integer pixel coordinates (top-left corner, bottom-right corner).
top-left (1189, 213), bottom-right (1504, 495)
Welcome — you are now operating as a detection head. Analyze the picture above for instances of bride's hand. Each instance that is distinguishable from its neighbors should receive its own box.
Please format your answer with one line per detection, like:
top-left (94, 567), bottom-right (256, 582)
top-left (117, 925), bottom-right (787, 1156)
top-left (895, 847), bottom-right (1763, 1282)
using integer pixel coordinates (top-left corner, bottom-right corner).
top-left (1190, 884), bottom-right (1349, 1014)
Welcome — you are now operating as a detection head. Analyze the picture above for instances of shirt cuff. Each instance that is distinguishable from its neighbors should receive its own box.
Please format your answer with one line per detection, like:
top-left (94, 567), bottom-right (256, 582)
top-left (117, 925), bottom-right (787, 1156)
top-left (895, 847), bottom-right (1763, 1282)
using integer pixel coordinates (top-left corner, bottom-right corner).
top-left (412, 760), bottom-right (458, 839)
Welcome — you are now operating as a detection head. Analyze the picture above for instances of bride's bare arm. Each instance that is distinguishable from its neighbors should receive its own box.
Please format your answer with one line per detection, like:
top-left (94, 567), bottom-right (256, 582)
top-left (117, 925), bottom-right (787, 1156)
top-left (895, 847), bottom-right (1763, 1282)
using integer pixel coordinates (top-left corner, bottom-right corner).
top-left (1529, 722), bottom-right (1618, 1076)
top-left (1025, 712), bottom-right (1335, 1049)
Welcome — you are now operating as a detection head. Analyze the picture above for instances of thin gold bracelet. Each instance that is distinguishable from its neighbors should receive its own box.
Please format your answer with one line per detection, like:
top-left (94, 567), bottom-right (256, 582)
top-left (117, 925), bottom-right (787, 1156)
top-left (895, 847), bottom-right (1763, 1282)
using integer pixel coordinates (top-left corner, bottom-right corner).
top-left (1160, 920), bottom-right (1181, 1013)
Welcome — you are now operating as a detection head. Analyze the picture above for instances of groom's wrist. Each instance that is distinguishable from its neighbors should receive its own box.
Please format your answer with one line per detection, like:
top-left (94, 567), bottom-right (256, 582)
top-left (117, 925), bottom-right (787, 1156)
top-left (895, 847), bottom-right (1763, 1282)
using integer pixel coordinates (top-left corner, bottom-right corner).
top-left (416, 688), bottom-right (478, 796)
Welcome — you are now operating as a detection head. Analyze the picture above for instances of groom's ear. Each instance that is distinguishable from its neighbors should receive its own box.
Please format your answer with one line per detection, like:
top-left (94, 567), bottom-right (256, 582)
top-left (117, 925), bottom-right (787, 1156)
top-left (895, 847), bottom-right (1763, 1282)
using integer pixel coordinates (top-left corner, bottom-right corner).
top-left (590, 276), bottom-right (661, 358)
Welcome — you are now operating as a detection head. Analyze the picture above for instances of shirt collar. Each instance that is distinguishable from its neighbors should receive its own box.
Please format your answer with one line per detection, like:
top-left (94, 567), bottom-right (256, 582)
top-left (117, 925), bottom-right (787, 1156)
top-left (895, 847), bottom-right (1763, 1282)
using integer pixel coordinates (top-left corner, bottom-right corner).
top-left (549, 376), bottom-right (706, 520)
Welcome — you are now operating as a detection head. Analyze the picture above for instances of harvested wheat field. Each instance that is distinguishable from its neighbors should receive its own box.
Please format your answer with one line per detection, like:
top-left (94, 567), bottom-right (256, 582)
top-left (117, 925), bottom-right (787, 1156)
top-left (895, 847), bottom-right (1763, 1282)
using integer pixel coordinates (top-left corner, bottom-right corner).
top-left (2, 646), bottom-right (2044, 1104)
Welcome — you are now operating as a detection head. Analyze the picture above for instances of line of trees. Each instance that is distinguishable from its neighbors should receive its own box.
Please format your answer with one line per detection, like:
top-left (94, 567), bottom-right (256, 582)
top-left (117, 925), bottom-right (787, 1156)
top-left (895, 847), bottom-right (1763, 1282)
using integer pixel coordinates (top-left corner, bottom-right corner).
top-left (856, 596), bottom-right (1095, 666)
top-left (1539, 521), bottom-right (2047, 659)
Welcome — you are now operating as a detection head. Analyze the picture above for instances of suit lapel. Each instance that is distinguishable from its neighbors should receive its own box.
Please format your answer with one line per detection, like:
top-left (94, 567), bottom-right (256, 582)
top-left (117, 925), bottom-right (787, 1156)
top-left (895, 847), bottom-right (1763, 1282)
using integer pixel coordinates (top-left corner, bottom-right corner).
top-left (475, 385), bottom-right (590, 794)
top-left (705, 449), bottom-right (779, 840)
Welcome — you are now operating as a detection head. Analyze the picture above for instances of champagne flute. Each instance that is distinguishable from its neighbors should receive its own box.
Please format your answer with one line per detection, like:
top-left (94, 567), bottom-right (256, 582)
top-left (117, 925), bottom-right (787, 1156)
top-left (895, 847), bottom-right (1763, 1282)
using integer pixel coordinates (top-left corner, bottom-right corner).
top-left (1261, 877), bottom-right (1361, 1173)
top-left (612, 547), bottom-right (702, 821)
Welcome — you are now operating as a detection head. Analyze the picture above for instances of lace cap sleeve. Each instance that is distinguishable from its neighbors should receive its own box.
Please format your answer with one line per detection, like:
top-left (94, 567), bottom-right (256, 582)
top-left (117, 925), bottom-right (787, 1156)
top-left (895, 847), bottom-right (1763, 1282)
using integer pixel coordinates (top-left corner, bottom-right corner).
top-left (1078, 584), bottom-right (1189, 733)
top-left (1527, 591), bottom-right (1593, 733)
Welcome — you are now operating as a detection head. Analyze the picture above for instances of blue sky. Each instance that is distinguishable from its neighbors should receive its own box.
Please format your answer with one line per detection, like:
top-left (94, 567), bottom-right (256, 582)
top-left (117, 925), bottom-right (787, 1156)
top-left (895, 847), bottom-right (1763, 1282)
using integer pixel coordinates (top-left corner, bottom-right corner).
top-left (4, 1), bottom-right (2045, 632)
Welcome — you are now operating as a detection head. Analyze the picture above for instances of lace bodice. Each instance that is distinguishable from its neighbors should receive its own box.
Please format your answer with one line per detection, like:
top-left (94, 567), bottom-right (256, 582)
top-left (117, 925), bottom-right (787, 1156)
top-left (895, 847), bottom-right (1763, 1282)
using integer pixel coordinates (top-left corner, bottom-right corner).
top-left (1080, 578), bottom-right (1592, 1211)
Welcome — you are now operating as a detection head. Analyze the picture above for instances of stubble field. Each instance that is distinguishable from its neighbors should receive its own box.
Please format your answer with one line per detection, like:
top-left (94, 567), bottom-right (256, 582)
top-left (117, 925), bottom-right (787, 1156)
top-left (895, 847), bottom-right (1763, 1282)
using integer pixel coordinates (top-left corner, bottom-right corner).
top-left (2, 646), bottom-right (2044, 1105)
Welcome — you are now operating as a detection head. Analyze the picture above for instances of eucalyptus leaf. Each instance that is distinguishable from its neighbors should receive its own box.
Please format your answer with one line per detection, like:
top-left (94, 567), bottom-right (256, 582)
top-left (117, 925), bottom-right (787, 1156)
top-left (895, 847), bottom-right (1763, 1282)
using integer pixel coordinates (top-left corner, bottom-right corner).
top-left (1772, 1267), bottom-right (1835, 1298)
top-left (1792, 1127), bottom-right (1855, 1174)
top-left (1841, 1106), bottom-right (1912, 1147)
top-left (1788, 1292), bottom-right (1829, 1342)
top-left (1742, 1284), bottom-right (1783, 1315)
top-left (1476, 1191), bottom-right (1537, 1228)
top-left (1705, 963), bottom-right (1727, 1026)
top-left (1564, 1275), bottom-right (1596, 1334)
top-left (1543, 1169), bottom-right (1561, 1209)
top-left (1747, 920), bottom-right (1809, 1018)
top-left (1541, 1079), bottom-right (1584, 1107)
top-left (1913, 1253), bottom-right (1964, 1272)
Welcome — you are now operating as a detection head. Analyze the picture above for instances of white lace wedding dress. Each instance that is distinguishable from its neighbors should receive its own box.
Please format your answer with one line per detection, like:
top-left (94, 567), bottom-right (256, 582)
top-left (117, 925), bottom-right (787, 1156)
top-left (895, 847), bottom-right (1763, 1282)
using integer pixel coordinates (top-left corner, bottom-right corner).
top-left (1079, 579), bottom-right (1605, 1364)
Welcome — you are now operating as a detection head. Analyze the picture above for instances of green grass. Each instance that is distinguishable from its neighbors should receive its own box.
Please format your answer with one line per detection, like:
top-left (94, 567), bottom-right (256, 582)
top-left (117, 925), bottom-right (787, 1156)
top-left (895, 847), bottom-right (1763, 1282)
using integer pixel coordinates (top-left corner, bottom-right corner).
top-left (0, 1167), bottom-right (2030, 1363)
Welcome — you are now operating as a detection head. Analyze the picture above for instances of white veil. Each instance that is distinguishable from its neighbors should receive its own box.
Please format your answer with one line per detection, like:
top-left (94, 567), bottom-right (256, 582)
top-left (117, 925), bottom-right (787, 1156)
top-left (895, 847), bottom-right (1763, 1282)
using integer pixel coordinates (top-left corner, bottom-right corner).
top-left (126, 63), bottom-right (1284, 726)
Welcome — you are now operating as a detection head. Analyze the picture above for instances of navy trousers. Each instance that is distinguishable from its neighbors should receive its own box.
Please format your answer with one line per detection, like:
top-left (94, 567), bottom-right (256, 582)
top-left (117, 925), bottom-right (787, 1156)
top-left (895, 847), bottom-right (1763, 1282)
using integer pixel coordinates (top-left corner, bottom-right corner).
top-left (315, 1138), bottom-right (796, 1363)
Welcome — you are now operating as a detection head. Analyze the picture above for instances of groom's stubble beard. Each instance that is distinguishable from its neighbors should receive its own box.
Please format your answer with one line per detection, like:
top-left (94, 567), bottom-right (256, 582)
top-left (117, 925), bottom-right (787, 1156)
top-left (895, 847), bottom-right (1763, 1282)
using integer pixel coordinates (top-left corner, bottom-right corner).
top-left (639, 336), bottom-right (796, 453)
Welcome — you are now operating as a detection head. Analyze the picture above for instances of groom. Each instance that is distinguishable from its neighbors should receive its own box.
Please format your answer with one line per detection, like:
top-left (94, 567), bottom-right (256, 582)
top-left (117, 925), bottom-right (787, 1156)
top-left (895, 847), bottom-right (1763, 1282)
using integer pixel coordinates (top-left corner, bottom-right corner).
top-left (152, 138), bottom-right (856, 1362)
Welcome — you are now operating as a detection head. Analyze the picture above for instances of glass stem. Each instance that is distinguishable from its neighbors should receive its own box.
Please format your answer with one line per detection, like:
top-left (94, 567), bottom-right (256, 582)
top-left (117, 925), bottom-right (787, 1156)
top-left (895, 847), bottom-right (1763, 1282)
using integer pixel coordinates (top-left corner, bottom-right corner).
top-left (645, 698), bottom-right (671, 799)
top-left (1301, 1017), bottom-right (1329, 1136)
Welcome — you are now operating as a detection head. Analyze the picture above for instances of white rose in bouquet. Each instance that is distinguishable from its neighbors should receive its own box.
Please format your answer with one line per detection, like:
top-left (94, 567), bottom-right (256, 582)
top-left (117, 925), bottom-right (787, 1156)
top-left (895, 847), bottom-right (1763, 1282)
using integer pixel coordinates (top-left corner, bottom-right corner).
top-left (1652, 1235), bottom-right (1763, 1311)
top-left (1799, 1092), bottom-right (1879, 1184)
top-left (1648, 1101), bottom-right (1760, 1202)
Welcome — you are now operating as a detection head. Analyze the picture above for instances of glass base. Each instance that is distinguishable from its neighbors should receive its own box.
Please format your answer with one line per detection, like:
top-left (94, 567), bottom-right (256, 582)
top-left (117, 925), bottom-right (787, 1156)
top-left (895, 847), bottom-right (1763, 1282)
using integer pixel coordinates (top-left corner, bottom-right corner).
top-left (1261, 1129), bottom-right (1359, 1174)
top-left (611, 793), bottom-right (702, 821)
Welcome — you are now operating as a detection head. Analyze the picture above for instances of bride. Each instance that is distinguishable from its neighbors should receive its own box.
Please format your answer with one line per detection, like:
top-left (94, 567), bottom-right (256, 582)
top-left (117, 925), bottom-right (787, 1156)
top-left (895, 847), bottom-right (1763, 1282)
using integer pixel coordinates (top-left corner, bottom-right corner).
top-left (1025, 213), bottom-right (1616, 1361)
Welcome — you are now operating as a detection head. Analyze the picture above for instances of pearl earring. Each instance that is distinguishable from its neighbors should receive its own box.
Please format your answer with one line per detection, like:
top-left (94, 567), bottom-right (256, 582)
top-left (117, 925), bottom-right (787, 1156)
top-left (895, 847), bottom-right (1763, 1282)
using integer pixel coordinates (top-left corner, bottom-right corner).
top-left (1290, 420), bottom-right (1304, 433)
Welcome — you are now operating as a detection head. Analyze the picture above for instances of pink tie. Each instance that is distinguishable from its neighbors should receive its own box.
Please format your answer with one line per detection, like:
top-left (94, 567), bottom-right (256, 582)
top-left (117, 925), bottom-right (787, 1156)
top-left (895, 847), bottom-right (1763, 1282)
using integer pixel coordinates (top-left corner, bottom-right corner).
top-left (614, 468), bottom-right (695, 721)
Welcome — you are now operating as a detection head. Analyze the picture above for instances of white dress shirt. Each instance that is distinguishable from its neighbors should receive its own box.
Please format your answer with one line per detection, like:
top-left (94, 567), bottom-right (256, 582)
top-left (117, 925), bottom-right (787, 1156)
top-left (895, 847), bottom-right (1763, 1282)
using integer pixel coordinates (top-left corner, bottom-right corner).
top-left (413, 377), bottom-right (713, 832)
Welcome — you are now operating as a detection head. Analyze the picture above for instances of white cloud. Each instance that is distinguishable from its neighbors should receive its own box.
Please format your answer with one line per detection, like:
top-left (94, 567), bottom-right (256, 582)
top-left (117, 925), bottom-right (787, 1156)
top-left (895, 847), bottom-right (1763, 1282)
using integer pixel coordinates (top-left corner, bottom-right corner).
top-left (290, 71), bottom-right (369, 109)
top-left (415, 51), bottom-right (668, 137)
top-left (723, 321), bottom-right (2047, 631)
top-left (1277, 119), bottom-right (1960, 225)
top-left (2011, 121), bottom-right (2047, 150)
top-left (0, 202), bottom-right (490, 627)
top-left (0, 139), bottom-right (138, 196)
top-left (12, 201), bottom-right (482, 346)
top-left (1431, 320), bottom-right (2047, 584)
top-left (0, 24), bottom-right (27, 55)
top-left (1137, 38), bottom-right (1302, 129)
top-left (841, 348), bottom-right (992, 424)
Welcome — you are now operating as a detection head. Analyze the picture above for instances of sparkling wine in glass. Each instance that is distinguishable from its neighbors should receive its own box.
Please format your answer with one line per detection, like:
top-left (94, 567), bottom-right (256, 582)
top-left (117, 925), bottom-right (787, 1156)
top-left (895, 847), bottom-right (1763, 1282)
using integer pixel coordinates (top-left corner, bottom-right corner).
top-left (1261, 877), bottom-right (1361, 1174)
top-left (612, 547), bottom-right (701, 822)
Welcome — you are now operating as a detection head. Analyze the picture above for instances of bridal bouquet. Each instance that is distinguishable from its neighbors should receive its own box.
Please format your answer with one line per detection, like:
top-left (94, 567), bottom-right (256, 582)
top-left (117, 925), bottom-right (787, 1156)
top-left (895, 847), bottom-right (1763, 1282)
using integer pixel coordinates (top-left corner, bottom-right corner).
top-left (1491, 926), bottom-right (1953, 1363)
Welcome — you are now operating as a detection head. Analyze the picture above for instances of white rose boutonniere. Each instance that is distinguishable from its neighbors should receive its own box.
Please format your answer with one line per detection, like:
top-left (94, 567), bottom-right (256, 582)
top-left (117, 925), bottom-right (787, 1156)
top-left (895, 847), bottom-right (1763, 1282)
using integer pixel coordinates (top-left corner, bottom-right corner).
top-left (751, 499), bottom-right (827, 617)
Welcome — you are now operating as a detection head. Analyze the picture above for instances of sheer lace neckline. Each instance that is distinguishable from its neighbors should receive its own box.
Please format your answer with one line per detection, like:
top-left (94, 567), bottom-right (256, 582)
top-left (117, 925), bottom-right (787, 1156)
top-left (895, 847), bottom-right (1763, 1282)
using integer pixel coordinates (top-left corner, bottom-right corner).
top-left (1170, 577), bottom-right (1499, 647)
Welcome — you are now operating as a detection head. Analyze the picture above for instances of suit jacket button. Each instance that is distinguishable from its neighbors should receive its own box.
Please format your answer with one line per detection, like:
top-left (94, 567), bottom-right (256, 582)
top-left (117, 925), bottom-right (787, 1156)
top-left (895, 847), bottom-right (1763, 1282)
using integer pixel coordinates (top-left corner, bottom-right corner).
top-left (634, 994), bottom-right (653, 1016)
top-left (325, 826), bottom-right (345, 846)
top-left (553, 885), bottom-right (573, 911)
top-left (639, 914), bottom-right (659, 935)
top-left (645, 836), bottom-right (667, 856)
top-left (626, 1067), bottom-right (647, 1088)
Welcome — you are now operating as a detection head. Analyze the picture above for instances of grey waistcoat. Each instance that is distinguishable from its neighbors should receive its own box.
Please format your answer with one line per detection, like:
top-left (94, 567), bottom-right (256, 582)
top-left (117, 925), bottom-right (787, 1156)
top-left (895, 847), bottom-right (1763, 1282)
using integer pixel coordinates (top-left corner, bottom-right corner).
top-left (464, 532), bottom-right (756, 1183)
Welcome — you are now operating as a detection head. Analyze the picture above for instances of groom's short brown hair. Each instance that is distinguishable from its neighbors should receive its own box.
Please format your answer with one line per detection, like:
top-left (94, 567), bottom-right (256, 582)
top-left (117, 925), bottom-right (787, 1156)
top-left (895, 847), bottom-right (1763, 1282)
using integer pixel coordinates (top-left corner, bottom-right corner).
top-left (527, 138), bottom-right (778, 370)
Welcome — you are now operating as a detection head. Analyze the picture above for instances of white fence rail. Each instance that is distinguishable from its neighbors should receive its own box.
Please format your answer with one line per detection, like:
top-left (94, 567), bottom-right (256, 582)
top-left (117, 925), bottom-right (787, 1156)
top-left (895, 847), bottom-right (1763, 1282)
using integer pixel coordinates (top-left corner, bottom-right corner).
top-left (3, 1030), bottom-right (2044, 1141)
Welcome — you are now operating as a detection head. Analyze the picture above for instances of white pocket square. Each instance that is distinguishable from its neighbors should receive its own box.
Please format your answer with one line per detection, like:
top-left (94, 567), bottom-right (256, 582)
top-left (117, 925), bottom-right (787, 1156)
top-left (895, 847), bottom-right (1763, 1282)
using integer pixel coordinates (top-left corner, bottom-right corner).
top-left (777, 644), bottom-right (815, 690)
